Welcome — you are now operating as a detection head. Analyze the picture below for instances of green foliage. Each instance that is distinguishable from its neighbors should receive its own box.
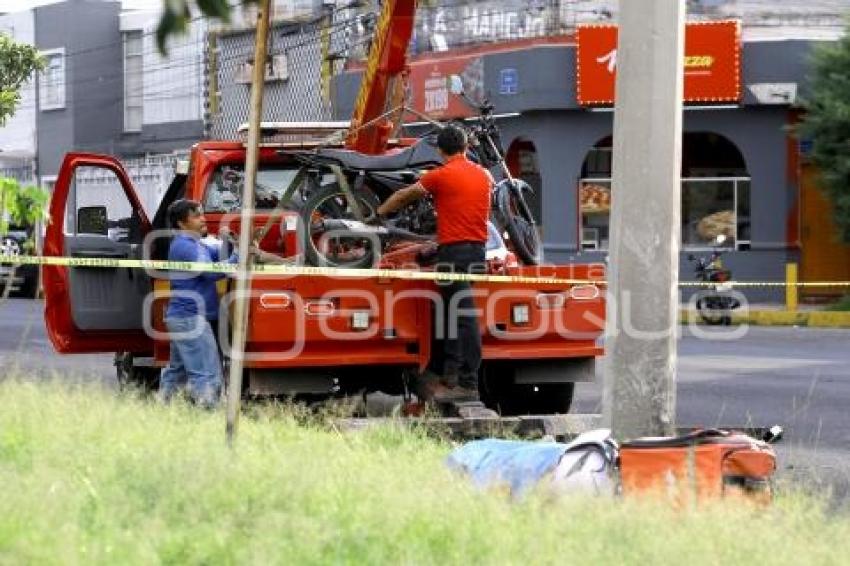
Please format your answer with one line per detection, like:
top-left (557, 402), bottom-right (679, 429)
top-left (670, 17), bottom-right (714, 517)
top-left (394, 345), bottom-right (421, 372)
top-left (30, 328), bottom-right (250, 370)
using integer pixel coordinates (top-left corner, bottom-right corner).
top-left (157, 0), bottom-right (258, 54)
top-left (825, 295), bottom-right (850, 312)
top-left (0, 178), bottom-right (50, 243)
top-left (1, 378), bottom-right (850, 565)
top-left (798, 26), bottom-right (850, 243)
top-left (0, 34), bottom-right (44, 126)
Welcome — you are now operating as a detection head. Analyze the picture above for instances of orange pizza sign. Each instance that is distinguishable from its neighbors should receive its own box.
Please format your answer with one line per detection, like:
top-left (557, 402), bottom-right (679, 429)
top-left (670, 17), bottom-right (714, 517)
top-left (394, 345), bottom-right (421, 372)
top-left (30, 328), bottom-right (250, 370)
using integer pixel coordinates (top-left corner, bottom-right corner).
top-left (576, 20), bottom-right (741, 105)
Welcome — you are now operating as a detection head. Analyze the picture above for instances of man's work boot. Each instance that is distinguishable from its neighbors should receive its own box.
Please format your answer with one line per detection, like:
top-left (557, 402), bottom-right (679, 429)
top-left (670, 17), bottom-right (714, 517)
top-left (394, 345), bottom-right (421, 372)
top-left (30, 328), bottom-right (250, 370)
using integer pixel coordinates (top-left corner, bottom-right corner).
top-left (414, 370), bottom-right (451, 402)
top-left (433, 385), bottom-right (480, 404)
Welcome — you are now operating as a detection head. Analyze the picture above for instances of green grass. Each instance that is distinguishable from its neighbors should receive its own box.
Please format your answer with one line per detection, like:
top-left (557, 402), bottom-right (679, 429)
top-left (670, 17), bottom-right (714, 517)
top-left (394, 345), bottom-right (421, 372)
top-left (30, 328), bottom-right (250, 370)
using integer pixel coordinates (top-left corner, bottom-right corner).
top-left (1, 379), bottom-right (848, 565)
top-left (824, 295), bottom-right (850, 311)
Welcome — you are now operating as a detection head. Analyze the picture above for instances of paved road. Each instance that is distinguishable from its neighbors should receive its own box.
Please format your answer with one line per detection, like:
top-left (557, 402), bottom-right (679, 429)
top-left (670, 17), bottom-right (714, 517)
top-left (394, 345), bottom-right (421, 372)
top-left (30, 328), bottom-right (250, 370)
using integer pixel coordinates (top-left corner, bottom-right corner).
top-left (3, 298), bottom-right (850, 498)
top-left (0, 298), bottom-right (118, 382)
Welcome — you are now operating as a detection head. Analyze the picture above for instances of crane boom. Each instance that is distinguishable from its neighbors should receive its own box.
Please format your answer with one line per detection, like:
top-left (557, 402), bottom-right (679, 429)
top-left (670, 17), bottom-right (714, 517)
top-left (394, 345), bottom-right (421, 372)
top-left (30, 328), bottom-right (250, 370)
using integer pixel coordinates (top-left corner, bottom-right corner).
top-left (345, 0), bottom-right (417, 154)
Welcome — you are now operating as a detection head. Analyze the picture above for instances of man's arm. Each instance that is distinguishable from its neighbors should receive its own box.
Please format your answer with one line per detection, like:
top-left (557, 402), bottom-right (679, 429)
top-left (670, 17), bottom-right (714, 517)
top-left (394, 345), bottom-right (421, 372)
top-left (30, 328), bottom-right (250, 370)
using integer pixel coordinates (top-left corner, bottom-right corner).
top-left (376, 182), bottom-right (428, 218)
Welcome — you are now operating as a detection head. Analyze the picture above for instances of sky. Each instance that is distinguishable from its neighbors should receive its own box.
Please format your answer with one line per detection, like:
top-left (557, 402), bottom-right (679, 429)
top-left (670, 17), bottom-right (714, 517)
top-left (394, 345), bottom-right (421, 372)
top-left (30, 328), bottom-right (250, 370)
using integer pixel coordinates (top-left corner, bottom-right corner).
top-left (0, 0), bottom-right (162, 14)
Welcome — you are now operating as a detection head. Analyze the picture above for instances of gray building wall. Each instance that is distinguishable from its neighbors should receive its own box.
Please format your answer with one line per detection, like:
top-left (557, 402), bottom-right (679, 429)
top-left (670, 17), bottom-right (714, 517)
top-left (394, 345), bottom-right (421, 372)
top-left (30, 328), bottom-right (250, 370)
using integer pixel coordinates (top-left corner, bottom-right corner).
top-left (35, 0), bottom-right (124, 179)
top-left (35, 0), bottom-right (204, 182)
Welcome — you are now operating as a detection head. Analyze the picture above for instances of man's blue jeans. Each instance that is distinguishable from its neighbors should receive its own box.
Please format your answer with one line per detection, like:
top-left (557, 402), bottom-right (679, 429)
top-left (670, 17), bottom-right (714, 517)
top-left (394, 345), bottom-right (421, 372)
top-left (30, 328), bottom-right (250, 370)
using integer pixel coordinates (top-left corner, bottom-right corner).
top-left (160, 315), bottom-right (222, 407)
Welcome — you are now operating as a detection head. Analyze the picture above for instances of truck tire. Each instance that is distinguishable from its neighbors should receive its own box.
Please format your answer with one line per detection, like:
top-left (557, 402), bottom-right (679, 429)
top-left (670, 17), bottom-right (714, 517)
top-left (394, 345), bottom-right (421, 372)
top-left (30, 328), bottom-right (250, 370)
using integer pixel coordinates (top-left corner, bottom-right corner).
top-left (299, 183), bottom-right (381, 269)
top-left (115, 352), bottom-right (160, 394)
top-left (480, 363), bottom-right (575, 415)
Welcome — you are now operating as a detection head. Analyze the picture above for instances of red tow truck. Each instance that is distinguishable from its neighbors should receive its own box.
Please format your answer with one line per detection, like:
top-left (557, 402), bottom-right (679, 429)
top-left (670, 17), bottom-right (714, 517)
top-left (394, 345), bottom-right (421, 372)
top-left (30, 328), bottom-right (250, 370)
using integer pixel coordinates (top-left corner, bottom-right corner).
top-left (41, 1), bottom-right (605, 415)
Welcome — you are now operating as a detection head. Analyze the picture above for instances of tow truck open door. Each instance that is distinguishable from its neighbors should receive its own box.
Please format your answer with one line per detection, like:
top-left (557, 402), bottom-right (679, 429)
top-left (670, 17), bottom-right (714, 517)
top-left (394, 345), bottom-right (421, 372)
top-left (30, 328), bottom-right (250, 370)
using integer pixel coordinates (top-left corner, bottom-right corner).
top-left (43, 153), bottom-right (154, 354)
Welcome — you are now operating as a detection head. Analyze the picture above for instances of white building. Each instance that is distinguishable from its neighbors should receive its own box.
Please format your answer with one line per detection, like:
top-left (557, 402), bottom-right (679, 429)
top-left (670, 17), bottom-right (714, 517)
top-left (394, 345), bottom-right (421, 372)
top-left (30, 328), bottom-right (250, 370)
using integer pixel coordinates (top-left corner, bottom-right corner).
top-left (0, 10), bottom-right (37, 183)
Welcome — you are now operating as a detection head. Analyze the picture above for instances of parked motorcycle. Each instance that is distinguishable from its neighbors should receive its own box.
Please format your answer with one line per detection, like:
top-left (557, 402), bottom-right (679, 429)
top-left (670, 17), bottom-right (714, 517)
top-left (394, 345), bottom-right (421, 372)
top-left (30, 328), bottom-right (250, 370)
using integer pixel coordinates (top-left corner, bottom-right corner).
top-left (687, 235), bottom-right (741, 325)
top-left (285, 75), bottom-right (542, 269)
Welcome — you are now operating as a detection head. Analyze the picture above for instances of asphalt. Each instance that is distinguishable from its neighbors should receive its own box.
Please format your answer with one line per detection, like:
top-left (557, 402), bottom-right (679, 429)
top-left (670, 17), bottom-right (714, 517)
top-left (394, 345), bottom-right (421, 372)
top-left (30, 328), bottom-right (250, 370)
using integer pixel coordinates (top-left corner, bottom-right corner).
top-left (3, 298), bottom-right (850, 501)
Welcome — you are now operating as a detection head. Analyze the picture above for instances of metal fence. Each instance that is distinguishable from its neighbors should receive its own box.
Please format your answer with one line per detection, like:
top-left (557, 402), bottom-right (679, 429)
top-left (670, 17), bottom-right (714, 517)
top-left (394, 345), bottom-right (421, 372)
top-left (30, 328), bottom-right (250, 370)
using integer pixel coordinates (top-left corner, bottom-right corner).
top-left (0, 163), bottom-right (35, 186)
top-left (72, 153), bottom-right (188, 218)
top-left (207, 5), bottom-right (364, 139)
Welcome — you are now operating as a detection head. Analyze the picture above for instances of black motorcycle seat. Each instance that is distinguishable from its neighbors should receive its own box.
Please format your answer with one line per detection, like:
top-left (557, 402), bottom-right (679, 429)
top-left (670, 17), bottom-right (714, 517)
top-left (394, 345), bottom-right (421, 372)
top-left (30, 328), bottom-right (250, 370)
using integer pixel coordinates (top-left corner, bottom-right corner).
top-left (314, 139), bottom-right (442, 171)
top-left (314, 147), bottom-right (413, 170)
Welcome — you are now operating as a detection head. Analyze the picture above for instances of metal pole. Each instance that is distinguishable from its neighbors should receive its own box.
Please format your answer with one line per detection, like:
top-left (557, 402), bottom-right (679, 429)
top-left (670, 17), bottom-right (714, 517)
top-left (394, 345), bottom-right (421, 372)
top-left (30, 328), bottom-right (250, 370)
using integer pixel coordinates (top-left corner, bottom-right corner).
top-left (225, 0), bottom-right (271, 446)
top-left (602, 0), bottom-right (686, 439)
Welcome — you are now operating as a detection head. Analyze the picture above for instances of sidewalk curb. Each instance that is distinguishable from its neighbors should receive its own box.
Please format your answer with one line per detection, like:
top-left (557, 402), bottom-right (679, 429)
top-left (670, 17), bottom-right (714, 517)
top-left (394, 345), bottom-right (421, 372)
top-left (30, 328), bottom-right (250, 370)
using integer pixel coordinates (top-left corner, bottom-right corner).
top-left (679, 310), bottom-right (850, 328)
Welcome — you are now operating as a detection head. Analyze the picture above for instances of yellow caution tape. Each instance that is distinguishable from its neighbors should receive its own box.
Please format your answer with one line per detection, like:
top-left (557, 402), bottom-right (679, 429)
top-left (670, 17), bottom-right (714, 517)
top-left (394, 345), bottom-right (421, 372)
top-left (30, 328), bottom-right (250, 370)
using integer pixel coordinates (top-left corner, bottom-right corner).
top-left (0, 254), bottom-right (598, 285)
top-left (2, 254), bottom-right (850, 288)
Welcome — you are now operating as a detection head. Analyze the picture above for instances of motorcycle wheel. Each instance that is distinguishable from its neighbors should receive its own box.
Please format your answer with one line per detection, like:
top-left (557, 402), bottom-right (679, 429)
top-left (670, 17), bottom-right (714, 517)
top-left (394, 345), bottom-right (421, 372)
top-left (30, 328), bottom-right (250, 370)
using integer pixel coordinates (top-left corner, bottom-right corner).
top-left (497, 180), bottom-right (542, 265)
top-left (299, 183), bottom-right (381, 269)
top-left (696, 297), bottom-right (725, 325)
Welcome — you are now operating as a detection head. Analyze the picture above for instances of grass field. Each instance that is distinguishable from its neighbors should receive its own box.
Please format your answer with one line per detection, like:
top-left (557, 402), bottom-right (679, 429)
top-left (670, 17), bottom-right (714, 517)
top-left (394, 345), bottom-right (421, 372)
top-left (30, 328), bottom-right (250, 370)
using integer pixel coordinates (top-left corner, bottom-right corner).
top-left (1, 378), bottom-right (848, 565)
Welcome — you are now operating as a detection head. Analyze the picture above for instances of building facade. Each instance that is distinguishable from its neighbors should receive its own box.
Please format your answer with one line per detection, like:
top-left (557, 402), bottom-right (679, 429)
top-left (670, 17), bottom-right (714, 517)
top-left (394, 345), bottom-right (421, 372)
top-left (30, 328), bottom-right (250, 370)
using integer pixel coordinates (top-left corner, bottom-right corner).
top-left (0, 0), bottom-right (206, 217)
top-left (331, 1), bottom-right (850, 301)
top-left (0, 10), bottom-right (38, 184)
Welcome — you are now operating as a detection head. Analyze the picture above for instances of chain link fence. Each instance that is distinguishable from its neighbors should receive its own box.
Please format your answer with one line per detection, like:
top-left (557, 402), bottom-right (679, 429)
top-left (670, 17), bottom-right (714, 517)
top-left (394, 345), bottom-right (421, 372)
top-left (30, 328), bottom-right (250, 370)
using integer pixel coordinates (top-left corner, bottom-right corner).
top-left (207, 3), bottom-right (367, 139)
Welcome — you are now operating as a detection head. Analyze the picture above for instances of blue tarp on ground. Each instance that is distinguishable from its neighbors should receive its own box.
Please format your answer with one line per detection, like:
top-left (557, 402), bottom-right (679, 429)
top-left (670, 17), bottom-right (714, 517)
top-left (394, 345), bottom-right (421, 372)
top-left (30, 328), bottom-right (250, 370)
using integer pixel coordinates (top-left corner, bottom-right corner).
top-left (446, 430), bottom-right (617, 497)
top-left (446, 439), bottom-right (571, 496)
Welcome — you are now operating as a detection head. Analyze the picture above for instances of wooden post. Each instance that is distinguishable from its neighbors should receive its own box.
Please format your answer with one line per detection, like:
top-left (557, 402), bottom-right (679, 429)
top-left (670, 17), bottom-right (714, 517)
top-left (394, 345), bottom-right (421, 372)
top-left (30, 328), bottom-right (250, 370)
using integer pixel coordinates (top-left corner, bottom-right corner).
top-left (602, 0), bottom-right (686, 439)
top-left (225, 0), bottom-right (271, 446)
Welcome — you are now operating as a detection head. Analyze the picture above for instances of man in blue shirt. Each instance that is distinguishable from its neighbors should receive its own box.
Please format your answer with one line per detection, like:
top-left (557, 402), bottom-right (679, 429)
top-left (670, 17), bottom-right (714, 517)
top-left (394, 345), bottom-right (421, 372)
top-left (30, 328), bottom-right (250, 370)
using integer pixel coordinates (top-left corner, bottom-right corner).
top-left (159, 199), bottom-right (237, 407)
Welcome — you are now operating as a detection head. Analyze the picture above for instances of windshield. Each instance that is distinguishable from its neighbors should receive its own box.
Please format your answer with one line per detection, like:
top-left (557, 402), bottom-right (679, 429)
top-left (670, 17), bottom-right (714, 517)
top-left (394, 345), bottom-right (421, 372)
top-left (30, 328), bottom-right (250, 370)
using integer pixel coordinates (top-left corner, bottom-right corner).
top-left (203, 165), bottom-right (303, 213)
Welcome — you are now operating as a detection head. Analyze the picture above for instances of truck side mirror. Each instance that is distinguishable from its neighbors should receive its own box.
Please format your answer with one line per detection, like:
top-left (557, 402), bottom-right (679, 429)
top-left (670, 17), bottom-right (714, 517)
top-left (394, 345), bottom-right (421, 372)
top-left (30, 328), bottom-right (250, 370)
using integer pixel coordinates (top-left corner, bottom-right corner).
top-left (77, 206), bottom-right (108, 236)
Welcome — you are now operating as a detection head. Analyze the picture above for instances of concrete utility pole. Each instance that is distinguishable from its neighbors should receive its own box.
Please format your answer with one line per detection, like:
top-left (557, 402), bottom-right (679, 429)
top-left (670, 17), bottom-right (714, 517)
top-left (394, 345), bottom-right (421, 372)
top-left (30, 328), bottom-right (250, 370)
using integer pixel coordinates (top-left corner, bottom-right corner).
top-left (602, 0), bottom-right (686, 439)
top-left (226, 0), bottom-right (272, 446)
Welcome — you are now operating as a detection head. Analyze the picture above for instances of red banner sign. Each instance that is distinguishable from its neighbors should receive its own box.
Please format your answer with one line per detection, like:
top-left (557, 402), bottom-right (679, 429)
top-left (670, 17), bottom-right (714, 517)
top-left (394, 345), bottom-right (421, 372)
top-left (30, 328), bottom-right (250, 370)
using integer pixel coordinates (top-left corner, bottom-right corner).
top-left (407, 55), bottom-right (484, 120)
top-left (576, 20), bottom-right (741, 105)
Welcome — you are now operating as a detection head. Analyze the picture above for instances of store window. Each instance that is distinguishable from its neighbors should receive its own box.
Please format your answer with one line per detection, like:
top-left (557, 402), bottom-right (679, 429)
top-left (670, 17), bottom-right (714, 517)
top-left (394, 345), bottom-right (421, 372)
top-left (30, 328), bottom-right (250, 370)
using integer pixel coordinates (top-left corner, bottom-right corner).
top-left (123, 30), bottom-right (144, 132)
top-left (579, 133), bottom-right (750, 251)
top-left (39, 49), bottom-right (65, 110)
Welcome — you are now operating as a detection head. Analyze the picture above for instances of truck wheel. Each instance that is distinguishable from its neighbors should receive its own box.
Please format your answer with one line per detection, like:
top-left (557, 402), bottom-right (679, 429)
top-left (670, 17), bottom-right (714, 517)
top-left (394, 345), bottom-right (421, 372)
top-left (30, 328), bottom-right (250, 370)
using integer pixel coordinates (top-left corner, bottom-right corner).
top-left (115, 352), bottom-right (160, 394)
top-left (480, 363), bottom-right (575, 415)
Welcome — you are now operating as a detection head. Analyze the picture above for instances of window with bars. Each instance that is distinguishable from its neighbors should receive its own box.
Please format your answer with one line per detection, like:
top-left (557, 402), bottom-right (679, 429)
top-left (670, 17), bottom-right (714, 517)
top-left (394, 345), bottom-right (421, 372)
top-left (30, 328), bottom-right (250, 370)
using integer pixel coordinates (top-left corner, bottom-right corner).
top-left (123, 30), bottom-right (143, 132)
top-left (39, 49), bottom-right (65, 110)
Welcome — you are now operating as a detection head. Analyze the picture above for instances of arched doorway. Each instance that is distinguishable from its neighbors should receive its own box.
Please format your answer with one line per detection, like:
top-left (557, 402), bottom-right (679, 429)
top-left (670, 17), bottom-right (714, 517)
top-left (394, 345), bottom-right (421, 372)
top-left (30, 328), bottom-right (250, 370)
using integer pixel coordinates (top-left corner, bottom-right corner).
top-left (577, 132), bottom-right (750, 251)
top-left (505, 138), bottom-right (543, 231)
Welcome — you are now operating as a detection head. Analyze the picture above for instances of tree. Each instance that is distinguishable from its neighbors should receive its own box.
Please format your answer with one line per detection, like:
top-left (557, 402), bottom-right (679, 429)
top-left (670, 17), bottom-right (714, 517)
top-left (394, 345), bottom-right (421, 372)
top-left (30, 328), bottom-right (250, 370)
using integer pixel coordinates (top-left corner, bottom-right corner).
top-left (1, 178), bottom-right (49, 299)
top-left (1, 35), bottom-right (47, 297)
top-left (0, 179), bottom-right (49, 243)
top-left (798, 26), bottom-right (850, 243)
top-left (0, 33), bottom-right (43, 126)
top-left (157, 0), bottom-right (258, 53)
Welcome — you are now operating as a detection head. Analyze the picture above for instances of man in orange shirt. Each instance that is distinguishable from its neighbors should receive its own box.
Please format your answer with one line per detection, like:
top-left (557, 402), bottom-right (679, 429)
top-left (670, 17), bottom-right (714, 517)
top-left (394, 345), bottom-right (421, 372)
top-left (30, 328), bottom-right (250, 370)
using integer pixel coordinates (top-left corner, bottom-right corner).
top-left (376, 125), bottom-right (492, 402)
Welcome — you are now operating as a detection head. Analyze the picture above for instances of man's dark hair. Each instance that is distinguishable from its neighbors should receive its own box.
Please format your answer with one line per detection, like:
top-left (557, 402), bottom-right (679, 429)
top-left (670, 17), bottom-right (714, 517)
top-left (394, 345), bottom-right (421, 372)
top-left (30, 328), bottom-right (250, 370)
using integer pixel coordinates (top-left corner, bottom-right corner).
top-left (167, 199), bottom-right (202, 228)
top-left (437, 124), bottom-right (467, 156)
